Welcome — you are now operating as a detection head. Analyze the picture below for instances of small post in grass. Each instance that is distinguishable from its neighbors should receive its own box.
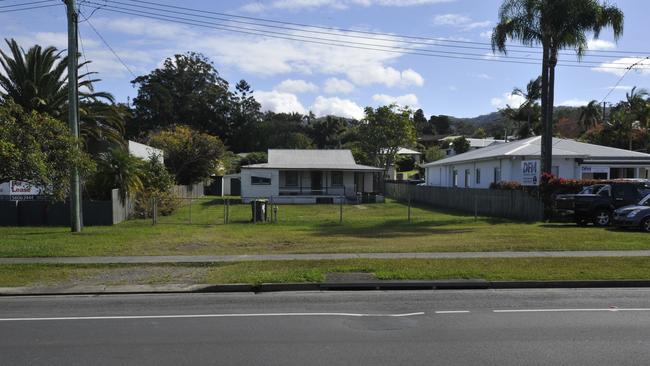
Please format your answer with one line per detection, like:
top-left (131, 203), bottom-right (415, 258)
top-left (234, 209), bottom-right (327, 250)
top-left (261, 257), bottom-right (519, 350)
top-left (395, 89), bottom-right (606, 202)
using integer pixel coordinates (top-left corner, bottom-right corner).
top-left (407, 187), bottom-right (412, 223)
top-left (339, 196), bottom-right (343, 224)
top-left (253, 199), bottom-right (257, 224)
top-left (189, 197), bottom-right (192, 224)
top-left (474, 192), bottom-right (478, 222)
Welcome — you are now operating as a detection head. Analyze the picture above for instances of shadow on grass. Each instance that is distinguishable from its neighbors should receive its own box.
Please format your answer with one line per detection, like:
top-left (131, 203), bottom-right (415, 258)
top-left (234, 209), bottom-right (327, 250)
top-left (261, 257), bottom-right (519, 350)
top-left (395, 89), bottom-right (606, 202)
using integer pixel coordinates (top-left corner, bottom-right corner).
top-left (311, 219), bottom-right (475, 238)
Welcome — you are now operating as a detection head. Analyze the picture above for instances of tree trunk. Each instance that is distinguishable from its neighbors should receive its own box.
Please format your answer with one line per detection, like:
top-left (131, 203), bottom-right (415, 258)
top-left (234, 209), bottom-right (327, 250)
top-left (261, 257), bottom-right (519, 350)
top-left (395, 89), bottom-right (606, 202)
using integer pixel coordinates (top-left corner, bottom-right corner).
top-left (545, 49), bottom-right (557, 176)
top-left (540, 45), bottom-right (550, 175)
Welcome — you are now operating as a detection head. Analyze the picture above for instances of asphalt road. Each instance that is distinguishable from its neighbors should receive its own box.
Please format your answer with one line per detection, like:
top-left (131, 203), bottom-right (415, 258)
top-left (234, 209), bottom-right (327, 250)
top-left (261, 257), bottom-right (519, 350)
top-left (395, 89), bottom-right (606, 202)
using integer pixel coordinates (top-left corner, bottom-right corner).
top-left (2, 289), bottom-right (650, 365)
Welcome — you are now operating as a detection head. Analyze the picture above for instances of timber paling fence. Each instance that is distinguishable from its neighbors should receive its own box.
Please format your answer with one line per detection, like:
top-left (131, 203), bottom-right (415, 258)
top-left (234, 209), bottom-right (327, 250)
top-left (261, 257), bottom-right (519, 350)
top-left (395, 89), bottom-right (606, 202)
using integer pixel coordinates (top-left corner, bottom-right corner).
top-left (384, 182), bottom-right (544, 222)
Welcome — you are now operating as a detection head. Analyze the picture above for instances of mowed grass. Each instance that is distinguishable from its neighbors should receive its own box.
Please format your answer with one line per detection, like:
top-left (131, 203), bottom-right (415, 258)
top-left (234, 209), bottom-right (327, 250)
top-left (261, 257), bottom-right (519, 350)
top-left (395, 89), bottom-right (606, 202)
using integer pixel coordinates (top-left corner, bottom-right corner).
top-left (3, 257), bottom-right (650, 287)
top-left (0, 198), bottom-right (649, 258)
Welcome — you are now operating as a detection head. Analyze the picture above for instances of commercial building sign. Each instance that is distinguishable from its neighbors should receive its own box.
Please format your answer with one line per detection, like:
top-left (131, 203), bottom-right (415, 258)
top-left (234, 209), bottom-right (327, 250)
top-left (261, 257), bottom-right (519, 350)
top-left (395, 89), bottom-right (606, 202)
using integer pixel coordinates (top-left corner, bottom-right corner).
top-left (580, 166), bottom-right (610, 174)
top-left (521, 160), bottom-right (540, 186)
top-left (0, 181), bottom-right (47, 200)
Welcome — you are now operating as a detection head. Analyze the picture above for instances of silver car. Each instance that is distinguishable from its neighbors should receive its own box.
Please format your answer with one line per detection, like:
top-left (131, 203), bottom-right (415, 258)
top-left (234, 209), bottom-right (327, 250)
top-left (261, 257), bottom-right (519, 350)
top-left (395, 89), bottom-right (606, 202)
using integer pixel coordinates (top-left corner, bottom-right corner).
top-left (613, 194), bottom-right (650, 232)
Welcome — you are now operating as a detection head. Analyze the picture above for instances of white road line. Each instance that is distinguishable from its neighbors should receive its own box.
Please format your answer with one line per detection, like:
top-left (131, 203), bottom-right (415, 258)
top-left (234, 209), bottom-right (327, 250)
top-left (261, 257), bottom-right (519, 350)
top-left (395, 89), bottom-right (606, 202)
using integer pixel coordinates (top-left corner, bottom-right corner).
top-left (0, 312), bottom-right (425, 322)
top-left (493, 308), bottom-right (650, 313)
top-left (435, 310), bottom-right (471, 314)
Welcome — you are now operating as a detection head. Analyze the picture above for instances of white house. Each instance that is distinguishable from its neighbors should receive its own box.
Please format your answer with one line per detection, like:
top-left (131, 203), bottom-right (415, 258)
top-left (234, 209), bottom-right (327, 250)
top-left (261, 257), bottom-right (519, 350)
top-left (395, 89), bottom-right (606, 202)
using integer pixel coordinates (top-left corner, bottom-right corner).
top-left (423, 136), bottom-right (650, 189)
top-left (240, 149), bottom-right (383, 203)
top-left (128, 140), bottom-right (164, 163)
top-left (383, 147), bottom-right (423, 180)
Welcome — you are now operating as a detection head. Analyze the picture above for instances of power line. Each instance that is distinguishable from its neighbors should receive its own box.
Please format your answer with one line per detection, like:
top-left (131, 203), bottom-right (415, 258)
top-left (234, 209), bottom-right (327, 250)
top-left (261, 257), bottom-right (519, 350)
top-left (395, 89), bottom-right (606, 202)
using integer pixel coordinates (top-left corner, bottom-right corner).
top-left (79, 2), bottom-right (649, 71)
top-left (0, 2), bottom-right (60, 12)
top-left (78, 9), bottom-right (136, 78)
top-left (118, 0), bottom-right (650, 56)
top-left (600, 56), bottom-right (650, 104)
top-left (0, 0), bottom-right (56, 9)
top-left (81, 0), bottom-right (649, 60)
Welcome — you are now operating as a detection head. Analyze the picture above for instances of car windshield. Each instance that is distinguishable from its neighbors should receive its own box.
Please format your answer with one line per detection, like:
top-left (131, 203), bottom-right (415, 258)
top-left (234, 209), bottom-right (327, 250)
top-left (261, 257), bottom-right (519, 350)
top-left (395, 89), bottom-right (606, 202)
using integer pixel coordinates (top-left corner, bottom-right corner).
top-left (579, 185), bottom-right (605, 194)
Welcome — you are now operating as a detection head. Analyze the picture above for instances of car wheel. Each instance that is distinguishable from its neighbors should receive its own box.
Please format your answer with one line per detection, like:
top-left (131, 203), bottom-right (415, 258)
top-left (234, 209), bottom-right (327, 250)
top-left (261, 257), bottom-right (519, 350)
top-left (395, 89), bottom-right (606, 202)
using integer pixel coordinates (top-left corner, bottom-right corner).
top-left (642, 218), bottom-right (650, 233)
top-left (593, 209), bottom-right (611, 227)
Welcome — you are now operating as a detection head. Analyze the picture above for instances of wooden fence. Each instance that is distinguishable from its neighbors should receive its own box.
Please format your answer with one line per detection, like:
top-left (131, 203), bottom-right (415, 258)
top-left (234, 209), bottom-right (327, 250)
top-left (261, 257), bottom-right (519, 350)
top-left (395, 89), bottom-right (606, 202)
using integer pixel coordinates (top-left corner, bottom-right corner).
top-left (384, 182), bottom-right (544, 222)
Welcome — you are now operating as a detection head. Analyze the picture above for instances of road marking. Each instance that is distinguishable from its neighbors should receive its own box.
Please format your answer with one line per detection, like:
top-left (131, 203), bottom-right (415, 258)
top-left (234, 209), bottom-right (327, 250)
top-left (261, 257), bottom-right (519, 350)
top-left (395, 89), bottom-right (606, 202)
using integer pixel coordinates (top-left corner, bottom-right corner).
top-left (435, 310), bottom-right (471, 314)
top-left (0, 312), bottom-right (425, 322)
top-left (493, 308), bottom-right (650, 313)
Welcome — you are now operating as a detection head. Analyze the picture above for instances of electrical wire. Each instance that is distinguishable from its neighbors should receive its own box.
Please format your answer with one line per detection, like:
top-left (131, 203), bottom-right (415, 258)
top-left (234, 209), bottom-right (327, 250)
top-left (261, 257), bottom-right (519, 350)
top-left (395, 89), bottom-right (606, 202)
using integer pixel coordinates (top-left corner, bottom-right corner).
top-left (78, 2), bottom-right (649, 71)
top-left (600, 56), bottom-right (650, 103)
top-left (0, 3), bottom-right (60, 12)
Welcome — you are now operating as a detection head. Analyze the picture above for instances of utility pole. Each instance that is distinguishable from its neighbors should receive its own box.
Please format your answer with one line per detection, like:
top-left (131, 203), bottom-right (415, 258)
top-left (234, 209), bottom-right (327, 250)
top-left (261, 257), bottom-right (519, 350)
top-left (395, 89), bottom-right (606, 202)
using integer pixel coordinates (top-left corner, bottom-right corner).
top-left (65, 0), bottom-right (82, 232)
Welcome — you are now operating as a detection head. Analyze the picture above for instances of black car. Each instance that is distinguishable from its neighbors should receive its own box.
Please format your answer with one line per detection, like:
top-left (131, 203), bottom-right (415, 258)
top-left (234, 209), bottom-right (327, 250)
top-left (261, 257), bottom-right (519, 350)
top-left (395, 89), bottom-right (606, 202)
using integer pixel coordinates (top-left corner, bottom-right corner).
top-left (613, 194), bottom-right (650, 232)
top-left (554, 180), bottom-right (650, 227)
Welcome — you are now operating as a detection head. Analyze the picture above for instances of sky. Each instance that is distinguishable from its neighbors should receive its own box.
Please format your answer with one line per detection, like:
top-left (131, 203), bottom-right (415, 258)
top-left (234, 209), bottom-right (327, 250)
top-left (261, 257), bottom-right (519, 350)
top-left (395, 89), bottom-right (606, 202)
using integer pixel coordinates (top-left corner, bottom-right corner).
top-left (1, 0), bottom-right (649, 119)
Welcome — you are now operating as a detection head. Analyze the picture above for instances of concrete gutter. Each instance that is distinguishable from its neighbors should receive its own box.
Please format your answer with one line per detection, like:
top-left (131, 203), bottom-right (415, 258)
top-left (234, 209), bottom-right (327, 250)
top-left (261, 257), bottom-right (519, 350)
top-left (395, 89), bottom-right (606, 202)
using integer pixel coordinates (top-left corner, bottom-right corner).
top-left (4, 280), bottom-right (650, 296)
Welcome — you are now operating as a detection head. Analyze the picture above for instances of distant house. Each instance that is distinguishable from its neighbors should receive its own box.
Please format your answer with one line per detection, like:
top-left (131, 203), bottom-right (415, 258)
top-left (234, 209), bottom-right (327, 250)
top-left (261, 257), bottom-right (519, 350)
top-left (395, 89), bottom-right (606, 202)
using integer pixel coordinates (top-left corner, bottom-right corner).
top-left (423, 136), bottom-right (650, 189)
top-left (128, 140), bottom-right (164, 163)
top-left (382, 147), bottom-right (423, 180)
top-left (240, 149), bottom-right (383, 203)
top-left (441, 136), bottom-right (505, 157)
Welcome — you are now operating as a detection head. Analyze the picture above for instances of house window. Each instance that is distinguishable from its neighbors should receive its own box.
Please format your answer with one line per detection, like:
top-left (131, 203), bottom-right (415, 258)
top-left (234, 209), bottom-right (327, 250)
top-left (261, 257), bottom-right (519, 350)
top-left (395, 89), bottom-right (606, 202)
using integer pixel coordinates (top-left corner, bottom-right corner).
top-left (331, 171), bottom-right (343, 187)
top-left (475, 168), bottom-right (481, 185)
top-left (493, 167), bottom-right (501, 183)
top-left (453, 170), bottom-right (458, 187)
top-left (464, 169), bottom-right (470, 188)
top-left (285, 171), bottom-right (298, 186)
top-left (251, 176), bottom-right (271, 185)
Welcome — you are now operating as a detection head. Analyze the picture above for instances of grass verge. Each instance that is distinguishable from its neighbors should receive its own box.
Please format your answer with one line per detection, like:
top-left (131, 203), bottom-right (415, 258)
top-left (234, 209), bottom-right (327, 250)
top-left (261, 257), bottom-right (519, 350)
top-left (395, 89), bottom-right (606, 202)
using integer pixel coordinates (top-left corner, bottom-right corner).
top-left (1, 199), bottom-right (649, 257)
top-left (2, 257), bottom-right (650, 287)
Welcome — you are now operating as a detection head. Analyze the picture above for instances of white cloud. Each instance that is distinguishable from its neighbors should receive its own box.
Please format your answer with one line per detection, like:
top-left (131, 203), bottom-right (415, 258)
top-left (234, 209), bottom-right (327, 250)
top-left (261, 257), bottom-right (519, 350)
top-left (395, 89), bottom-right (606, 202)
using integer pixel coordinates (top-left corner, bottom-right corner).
top-left (347, 65), bottom-right (424, 87)
top-left (323, 78), bottom-right (355, 94)
top-left (255, 90), bottom-right (307, 114)
top-left (310, 96), bottom-right (365, 119)
top-left (275, 79), bottom-right (318, 93)
top-left (372, 93), bottom-right (419, 107)
top-left (432, 14), bottom-right (492, 30)
top-left (242, 0), bottom-right (454, 12)
top-left (479, 30), bottom-right (492, 39)
top-left (587, 39), bottom-right (616, 51)
top-left (593, 57), bottom-right (650, 77)
top-left (603, 85), bottom-right (633, 91)
top-left (558, 99), bottom-right (589, 107)
top-left (491, 92), bottom-right (526, 109)
top-left (471, 73), bottom-right (492, 80)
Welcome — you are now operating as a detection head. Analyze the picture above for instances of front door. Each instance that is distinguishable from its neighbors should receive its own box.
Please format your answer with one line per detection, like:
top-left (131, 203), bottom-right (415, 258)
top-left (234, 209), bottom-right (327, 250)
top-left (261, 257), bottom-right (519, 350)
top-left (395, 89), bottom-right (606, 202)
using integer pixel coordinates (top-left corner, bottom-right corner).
top-left (311, 171), bottom-right (322, 194)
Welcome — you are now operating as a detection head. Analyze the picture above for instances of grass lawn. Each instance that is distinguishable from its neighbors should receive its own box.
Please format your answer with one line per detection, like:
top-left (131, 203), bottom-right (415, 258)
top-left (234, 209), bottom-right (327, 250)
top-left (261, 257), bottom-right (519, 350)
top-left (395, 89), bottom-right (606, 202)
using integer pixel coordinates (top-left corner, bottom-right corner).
top-left (3, 257), bottom-right (650, 287)
top-left (0, 198), bottom-right (649, 258)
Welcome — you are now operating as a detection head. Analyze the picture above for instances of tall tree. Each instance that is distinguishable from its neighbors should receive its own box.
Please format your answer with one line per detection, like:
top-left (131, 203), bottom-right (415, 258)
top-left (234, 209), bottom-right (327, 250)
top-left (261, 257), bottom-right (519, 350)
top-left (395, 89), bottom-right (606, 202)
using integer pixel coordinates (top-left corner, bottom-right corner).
top-left (360, 105), bottom-right (416, 171)
top-left (0, 100), bottom-right (94, 201)
top-left (130, 52), bottom-right (232, 139)
top-left (578, 100), bottom-right (603, 131)
top-left (147, 125), bottom-right (226, 185)
top-left (308, 116), bottom-right (346, 148)
top-left (429, 115), bottom-right (451, 135)
top-left (413, 108), bottom-right (430, 135)
top-left (0, 38), bottom-right (124, 146)
top-left (228, 80), bottom-right (263, 152)
top-left (492, 0), bottom-right (623, 175)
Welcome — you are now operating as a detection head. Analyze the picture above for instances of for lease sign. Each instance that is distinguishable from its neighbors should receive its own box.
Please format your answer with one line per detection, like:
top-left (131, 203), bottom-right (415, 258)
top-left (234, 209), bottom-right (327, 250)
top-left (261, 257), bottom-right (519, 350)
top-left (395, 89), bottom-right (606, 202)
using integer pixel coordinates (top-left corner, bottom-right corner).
top-left (0, 181), bottom-right (46, 200)
top-left (521, 160), bottom-right (540, 186)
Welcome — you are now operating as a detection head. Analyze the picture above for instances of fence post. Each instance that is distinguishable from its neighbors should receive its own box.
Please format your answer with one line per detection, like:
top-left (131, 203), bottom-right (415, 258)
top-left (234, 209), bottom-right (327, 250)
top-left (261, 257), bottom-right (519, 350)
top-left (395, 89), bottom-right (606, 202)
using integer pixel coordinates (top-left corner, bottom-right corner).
top-left (253, 200), bottom-right (257, 224)
top-left (189, 197), bottom-right (192, 224)
top-left (474, 191), bottom-right (478, 221)
top-left (152, 197), bottom-right (158, 225)
top-left (407, 186), bottom-right (412, 223)
top-left (339, 196), bottom-right (343, 224)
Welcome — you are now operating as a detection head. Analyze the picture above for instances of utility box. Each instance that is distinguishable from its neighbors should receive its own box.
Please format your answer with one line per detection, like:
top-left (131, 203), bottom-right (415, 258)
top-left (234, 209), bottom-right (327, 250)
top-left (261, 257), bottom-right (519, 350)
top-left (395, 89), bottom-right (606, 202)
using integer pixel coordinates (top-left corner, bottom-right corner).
top-left (250, 199), bottom-right (268, 223)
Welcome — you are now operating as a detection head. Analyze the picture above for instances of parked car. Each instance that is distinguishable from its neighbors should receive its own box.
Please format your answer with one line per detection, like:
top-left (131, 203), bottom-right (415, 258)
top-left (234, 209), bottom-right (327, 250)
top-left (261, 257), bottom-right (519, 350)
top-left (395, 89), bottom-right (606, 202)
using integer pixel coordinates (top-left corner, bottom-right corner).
top-left (554, 179), bottom-right (650, 227)
top-left (613, 194), bottom-right (650, 232)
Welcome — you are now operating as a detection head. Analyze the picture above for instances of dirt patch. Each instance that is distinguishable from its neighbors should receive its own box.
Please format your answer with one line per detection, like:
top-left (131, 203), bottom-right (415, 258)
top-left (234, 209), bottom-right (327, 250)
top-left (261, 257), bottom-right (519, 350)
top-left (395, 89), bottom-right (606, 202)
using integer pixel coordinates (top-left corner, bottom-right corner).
top-left (51, 266), bottom-right (209, 287)
top-left (174, 242), bottom-right (209, 252)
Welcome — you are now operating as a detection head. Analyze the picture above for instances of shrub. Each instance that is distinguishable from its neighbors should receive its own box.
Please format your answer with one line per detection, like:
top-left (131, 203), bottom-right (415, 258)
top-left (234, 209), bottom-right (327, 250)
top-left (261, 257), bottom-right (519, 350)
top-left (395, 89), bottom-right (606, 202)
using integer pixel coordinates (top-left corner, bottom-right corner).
top-left (132, 155), bottom-right (179, 218)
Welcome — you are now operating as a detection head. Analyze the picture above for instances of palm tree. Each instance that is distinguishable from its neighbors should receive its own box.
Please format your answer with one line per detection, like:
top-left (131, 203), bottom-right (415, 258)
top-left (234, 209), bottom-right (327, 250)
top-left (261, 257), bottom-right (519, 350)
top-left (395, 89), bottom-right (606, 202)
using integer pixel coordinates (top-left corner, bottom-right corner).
top-left (625, 86), bottom-right (650, 128)
top-left (511, 76), bottom-right (542, 136)
top-left (492, 0), bottom-right (624, 176)
top-left (578, 100), bottom-right (602, 131)
top-left (0, 38), bottom-right (125, 146)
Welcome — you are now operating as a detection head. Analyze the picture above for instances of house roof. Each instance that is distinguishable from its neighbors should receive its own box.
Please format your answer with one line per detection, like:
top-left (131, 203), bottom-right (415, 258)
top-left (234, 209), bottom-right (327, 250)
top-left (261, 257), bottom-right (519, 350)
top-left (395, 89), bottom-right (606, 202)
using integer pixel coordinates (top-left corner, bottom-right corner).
top-left (242, 149), bottom-right (383, 171)
top-left (442, 136), bottom-right (506, 148)
top-left (422, 136), bottom-right (650, 167)
top-left (380, 147), bottom-right (422, 155)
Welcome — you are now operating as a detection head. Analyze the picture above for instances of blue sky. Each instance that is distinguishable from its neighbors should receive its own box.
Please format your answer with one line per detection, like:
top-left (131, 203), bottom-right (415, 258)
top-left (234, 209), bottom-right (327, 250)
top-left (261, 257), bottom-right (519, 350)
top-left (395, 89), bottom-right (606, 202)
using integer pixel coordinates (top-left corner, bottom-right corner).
top-left (2, 0), bottom-right (649, 118)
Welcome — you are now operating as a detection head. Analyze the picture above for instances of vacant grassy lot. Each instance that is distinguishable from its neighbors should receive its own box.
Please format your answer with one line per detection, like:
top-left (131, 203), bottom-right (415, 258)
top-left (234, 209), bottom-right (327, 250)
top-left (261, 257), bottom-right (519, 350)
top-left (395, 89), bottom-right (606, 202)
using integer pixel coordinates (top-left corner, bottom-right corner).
top-left (0, 198), bottom-right (648, 257)
top-left (3, 257), bottom-right (650, 287)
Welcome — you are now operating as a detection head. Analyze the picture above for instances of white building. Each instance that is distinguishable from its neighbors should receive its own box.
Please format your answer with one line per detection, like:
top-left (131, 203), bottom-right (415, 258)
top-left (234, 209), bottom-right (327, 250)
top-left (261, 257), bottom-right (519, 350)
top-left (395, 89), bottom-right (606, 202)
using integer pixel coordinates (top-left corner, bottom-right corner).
top-left (423, 136), bottom-right (650, 189)
top-left (128, 140), bottom-right (164, 163)
top-left (241, 149), bottom-right (382, 203)
top-left (383, 147), bottom-right (423, 180)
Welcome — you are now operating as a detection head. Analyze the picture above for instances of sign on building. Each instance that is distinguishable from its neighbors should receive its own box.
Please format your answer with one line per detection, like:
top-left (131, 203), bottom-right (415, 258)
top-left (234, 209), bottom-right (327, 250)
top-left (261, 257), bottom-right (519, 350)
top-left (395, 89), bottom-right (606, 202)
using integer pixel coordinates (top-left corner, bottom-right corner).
top-left (521, 160), bottom-right (540, 186)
